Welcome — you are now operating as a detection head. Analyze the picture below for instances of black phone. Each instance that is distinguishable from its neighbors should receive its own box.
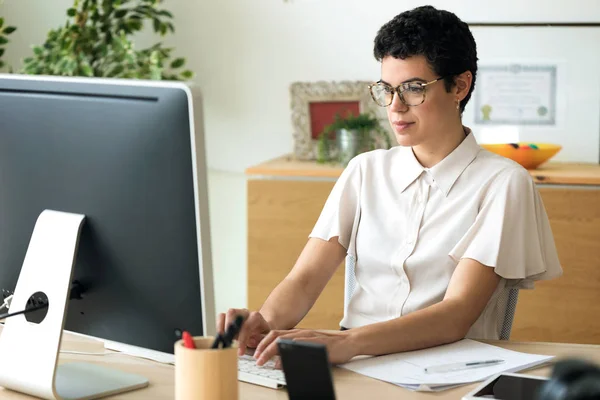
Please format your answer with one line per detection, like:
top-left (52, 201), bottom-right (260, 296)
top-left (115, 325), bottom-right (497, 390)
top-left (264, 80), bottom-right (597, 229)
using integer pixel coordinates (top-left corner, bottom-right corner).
top-left (277, 339), bottom-right (337, 400)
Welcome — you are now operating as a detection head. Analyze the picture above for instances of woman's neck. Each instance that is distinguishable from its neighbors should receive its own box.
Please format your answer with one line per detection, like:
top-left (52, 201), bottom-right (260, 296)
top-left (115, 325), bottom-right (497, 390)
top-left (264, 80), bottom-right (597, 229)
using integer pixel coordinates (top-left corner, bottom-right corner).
top-left (412, 124), bottom-right (467, 168)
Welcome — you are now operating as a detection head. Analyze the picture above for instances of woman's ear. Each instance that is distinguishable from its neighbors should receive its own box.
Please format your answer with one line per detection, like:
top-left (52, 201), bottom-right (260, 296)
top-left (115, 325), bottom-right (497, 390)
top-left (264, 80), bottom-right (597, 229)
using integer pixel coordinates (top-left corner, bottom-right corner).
top-left (454, 71), bottom-right (472, 101)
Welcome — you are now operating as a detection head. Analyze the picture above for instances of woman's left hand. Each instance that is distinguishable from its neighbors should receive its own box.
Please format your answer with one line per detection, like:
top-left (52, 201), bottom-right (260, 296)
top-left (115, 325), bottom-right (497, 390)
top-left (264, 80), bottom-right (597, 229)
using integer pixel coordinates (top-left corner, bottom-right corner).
top-left (253, 329), bottom-right (357, 366)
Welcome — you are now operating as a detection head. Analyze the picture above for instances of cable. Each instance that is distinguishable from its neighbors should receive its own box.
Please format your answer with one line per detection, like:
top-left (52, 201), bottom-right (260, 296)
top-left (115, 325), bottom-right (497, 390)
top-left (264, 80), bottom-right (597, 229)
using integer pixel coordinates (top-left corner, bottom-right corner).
top-left (0, 301), bottom-right (48, 320)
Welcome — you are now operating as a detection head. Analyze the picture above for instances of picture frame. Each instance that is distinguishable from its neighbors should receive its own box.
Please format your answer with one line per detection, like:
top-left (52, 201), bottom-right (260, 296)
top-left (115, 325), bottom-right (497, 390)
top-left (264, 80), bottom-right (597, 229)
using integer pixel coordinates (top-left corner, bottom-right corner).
top-left (290, 80), bottom-right (389, 160)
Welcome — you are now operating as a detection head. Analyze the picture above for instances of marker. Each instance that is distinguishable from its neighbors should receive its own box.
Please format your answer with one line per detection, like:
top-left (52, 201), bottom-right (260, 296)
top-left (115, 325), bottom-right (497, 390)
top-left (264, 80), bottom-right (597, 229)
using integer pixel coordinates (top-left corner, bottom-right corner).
top-left (424, 359), bottom-right (505, 374)
top-left (222, 315), bottom-right (244, 348)
top-left (182, 330), bottom-right (196, 349)
top-left (212, 315), bottom-right (244, 349)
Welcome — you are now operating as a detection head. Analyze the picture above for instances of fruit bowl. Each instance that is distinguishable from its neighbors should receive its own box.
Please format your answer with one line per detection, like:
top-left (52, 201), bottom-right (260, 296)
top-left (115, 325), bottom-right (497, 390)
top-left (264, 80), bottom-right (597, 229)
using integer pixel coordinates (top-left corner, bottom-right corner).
top-left (480, 143), bottom-right (562, 170)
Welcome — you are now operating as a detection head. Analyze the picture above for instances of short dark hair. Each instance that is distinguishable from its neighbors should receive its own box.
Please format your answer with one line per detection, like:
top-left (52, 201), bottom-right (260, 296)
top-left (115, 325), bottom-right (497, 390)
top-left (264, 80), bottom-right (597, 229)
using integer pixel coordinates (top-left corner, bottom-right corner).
top-left (373, 6), bottom-right (478, 112)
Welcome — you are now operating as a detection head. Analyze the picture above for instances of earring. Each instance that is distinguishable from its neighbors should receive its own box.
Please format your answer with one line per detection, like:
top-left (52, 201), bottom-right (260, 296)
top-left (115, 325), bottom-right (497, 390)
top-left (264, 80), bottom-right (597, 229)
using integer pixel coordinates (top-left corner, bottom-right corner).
top-left (456, 100), bottom-right (460, 110)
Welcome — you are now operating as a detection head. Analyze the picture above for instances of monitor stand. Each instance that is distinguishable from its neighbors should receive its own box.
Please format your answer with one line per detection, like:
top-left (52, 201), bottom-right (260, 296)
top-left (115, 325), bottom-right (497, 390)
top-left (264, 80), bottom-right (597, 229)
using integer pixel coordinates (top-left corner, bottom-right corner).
top-left (0, 210), bottom-right (149, 400)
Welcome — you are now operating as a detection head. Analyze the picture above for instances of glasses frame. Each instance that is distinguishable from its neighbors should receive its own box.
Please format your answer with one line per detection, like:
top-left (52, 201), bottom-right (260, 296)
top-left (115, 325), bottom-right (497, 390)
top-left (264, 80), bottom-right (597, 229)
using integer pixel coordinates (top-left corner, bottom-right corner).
top-left (368, 77), bottom-right (445, 107)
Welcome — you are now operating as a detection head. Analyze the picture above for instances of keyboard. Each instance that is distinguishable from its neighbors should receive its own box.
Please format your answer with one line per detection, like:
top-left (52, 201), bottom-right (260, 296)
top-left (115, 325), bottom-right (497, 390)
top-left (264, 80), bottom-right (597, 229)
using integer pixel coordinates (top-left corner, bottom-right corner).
top-left (237, 355), bottom-right (286, 389)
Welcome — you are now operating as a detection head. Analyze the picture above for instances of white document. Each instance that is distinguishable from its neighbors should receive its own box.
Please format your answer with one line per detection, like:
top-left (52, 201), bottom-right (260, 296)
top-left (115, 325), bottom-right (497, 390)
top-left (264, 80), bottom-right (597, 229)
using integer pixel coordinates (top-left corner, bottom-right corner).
top-left (339, 339), bottom-right (553, 392)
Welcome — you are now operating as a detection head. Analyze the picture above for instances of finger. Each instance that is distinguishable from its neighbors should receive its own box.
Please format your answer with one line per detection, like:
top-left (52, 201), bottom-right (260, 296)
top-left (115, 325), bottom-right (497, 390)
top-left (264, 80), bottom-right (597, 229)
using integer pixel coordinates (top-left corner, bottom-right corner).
top-left (237, 321), bottom-right (256, 356)
top-left (237, 311), bottom-right (262, 355)
top-left (223, 309), bottom-right (249, 355)
top-left (216, 313), bottom-right (226, 334)
top-left (255, 330), bottom-right (304, 361)
top-left (256, 338), bottom-right (281, 366)
top-left (274, 357), bottom-right (282, 370)
top-left (247, 333), bottom-right (266, 348)
top-left (254, 330), bottom-right (282, 360)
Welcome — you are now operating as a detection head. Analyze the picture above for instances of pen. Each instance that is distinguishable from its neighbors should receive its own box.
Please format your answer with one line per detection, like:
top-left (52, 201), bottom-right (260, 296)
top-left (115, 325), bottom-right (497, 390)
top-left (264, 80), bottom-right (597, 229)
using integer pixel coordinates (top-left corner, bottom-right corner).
top-left (424, 359), bottom-right (505, 374)
top-left (212, 315), bottom-right (244, 349)
top-left (182, 330), bottom-right (196, 349)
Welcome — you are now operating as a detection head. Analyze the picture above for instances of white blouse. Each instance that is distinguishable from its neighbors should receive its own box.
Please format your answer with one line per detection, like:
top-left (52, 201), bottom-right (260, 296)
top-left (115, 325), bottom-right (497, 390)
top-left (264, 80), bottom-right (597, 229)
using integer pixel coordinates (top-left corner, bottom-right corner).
top-left (309, 129), bottom-right (562, 340)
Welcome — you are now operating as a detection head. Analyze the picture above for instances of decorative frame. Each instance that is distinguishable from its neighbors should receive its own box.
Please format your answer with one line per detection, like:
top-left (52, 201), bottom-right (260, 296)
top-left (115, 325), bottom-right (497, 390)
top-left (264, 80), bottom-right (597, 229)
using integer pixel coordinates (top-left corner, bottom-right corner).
top-left (290, 80), bottom-right (388, 160)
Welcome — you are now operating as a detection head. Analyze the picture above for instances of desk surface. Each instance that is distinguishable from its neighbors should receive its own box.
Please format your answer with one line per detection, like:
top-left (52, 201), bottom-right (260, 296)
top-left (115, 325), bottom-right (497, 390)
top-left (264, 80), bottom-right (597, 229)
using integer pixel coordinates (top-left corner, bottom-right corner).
top-left (245, 154), bottom-right (600, 185)
top-left (1, 337), bottom-right (599, 399)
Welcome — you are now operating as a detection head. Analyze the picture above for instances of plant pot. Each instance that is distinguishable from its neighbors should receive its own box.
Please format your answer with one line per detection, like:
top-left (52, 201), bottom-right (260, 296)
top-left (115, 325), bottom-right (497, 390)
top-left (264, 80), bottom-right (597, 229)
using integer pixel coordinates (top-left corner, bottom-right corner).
top-left (336, 129), bottom-right (370, 166)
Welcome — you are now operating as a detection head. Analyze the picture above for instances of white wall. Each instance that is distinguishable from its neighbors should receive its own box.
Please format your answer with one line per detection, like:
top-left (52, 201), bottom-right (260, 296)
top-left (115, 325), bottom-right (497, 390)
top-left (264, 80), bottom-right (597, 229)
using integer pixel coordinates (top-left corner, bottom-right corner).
top-left (2, 0), bottom-right (600, 320)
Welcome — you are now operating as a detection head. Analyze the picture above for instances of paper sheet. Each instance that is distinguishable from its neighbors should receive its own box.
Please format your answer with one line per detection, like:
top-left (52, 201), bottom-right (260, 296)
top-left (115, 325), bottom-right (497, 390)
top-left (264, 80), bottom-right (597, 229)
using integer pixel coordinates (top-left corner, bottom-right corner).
top-left (339, 339), bottom-right (553, 391)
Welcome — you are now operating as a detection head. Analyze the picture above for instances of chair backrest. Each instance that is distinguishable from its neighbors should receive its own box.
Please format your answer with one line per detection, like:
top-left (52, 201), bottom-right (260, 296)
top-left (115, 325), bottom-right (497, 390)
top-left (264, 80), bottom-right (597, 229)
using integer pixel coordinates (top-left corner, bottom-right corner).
top-left (343, 255), bottom-right (357, 315)
top-left (499, 288), bottom-right (519, 340)
top-left (343, 255), bottom-right (519, 340)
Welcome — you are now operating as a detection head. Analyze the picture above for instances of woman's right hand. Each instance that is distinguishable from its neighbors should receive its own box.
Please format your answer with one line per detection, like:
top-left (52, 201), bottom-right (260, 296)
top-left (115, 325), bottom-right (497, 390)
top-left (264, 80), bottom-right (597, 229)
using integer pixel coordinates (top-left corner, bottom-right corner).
top-left (217, 308), bottom-right (271, 356)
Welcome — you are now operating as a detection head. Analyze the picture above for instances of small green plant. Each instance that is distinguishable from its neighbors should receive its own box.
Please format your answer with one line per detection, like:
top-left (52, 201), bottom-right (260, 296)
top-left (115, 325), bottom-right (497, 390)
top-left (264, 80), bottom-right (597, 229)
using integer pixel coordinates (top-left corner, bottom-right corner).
top-left (21, 0), bottom-right (192, 80)
top-left (0, 17), bottom-right (17, 70)
top-left (317, 112), bottom-right (392, 164)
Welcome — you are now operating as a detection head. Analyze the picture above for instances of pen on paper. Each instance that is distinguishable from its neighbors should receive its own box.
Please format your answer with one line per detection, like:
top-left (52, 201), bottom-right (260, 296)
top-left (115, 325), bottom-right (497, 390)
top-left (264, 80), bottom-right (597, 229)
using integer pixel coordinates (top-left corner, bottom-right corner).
top-left (424, 359), bottom-right (505, 374)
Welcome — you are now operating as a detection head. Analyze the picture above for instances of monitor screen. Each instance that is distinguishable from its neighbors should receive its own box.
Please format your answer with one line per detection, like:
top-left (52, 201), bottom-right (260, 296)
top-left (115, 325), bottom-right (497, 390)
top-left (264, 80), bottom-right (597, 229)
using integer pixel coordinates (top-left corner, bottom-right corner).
top-left (0, 74), bottom-right (215, 355)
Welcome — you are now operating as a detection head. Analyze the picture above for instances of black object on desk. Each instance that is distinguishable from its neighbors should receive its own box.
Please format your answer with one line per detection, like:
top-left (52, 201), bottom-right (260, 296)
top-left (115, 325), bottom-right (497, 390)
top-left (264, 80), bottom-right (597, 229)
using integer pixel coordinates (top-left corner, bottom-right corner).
top-left (212, 315), bottom-right (244, 349)
top-left (537, 358), bottom-right (600, 400)
top-left (278, 339), bottom-right (336, 400)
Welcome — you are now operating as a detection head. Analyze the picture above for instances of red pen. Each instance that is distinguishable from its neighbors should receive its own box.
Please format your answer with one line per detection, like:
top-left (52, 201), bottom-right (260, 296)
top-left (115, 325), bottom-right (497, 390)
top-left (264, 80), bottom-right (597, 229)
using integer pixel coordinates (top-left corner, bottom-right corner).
top-left (182, 330), bottom-right (196, 349)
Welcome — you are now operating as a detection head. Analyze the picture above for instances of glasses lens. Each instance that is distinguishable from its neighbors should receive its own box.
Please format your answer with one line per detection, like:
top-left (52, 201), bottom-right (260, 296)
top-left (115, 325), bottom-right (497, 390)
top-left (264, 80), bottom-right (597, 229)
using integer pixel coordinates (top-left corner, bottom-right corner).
top-left (400, 83), bottom-right (425, 106)
top-left (370, 83), bottom-right (393, 107)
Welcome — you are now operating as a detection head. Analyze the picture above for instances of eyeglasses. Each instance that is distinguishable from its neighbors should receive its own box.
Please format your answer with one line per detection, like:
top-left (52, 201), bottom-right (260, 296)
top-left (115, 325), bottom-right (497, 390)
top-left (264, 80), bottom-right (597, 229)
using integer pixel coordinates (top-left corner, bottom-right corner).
top-left (368, 77), bottom-right (444, 107)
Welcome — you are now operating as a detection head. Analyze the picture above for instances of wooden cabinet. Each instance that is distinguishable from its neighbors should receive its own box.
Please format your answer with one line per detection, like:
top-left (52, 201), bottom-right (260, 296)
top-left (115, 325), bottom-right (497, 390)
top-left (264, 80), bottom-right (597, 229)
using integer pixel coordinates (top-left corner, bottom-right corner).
top-left (247, 156), bottom-right (600, 344)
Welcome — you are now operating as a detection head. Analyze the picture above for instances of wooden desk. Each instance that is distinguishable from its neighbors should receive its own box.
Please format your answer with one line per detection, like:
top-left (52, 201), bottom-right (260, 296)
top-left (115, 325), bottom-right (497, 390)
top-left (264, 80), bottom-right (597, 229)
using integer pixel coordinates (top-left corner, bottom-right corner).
top-left (1, 335), bottom-right (599, 399)
top-left (246, 156), bottom-right (600, 344)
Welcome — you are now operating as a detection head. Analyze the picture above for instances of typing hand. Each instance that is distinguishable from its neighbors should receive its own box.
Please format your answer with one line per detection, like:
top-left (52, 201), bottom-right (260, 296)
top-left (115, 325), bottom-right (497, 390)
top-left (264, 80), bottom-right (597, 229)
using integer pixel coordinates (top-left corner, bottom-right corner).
top-left (217, 308), bottom-right (271, 356)
top-left (253, 329), bottom-right (356, 366)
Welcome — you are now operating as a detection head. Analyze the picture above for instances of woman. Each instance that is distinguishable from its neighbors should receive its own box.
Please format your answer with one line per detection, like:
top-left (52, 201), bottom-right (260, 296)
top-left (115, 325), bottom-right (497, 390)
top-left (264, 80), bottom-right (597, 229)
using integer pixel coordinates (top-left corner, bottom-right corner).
top-left (218, 5), bottom-right (562, 366)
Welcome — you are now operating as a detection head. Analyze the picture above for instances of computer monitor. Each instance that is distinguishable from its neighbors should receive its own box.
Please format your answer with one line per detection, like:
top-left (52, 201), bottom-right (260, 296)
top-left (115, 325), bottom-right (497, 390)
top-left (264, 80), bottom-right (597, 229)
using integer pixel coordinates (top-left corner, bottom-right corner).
top-left (0, 74), bottom-right (216, 356)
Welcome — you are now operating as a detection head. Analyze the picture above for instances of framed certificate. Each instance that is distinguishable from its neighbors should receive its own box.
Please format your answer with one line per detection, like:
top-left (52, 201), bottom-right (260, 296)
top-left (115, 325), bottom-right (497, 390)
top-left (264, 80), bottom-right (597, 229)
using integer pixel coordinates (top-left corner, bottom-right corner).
top-left (474, 64), bottom-right (557, 125)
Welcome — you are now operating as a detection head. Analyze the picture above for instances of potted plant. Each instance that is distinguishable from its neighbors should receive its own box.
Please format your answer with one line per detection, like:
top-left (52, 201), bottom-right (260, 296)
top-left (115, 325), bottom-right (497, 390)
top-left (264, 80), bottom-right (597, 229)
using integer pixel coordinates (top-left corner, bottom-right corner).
top-left (0, 17), bottom-right (16, 70)
top-left (317, 112), bottom-right (392, 165)
top-left (20, 0), bottom-right (192, 80)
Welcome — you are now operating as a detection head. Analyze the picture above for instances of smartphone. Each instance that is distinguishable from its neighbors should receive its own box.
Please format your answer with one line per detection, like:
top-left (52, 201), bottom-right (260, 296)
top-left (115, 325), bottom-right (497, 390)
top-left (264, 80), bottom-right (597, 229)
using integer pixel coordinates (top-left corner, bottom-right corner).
top-left (277, 339), bottom-right (336, 400)
top-left (462, 372), bottom-right (549, 400)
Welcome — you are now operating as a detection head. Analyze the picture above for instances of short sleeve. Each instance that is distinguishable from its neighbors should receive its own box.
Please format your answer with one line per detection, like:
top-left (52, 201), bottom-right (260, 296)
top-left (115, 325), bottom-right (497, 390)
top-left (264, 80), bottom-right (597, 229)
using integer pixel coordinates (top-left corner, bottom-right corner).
top-left (449, 167), bottom-right (563, 289)
top-left (309, 155), bottom-right (362, 256)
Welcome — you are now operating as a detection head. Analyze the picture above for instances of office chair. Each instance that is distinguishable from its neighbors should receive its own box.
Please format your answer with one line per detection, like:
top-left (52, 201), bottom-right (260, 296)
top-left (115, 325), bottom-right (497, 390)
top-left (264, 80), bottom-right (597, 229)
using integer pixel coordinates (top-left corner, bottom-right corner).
top-left (343, 255), bottom-right (519, 340)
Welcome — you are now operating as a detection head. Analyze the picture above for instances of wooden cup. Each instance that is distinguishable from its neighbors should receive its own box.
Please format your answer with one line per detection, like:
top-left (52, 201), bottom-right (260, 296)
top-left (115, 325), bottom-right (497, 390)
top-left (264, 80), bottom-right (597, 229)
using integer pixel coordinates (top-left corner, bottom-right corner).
top-left (175, 336), bottom-right (238, 400)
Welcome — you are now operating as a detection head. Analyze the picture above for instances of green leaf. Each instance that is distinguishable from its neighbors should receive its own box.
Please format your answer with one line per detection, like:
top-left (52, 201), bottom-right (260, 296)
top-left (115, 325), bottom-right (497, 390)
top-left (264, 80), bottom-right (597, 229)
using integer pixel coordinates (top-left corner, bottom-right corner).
top-left (81, 64), bottom-right (94, 76)
top-left (181, 70), bottom-right (194, 80)
top-left (0, 37), bottom-right (9, 45)
top-left (67, 8), bottom-right (77, 17)
top-left (0, 18), bottom-right (4, 29)
top-left (67, 59), bottom-right (78, 74)
top-left (153, 18), bottom-right (160, 32)
top-left (109, 64), bottom-right (124, 76)
top-left (0, 61), bottom-right (5, 69)
top-left (158, 10), bottom-right (173, 18)
top-left (3, 26), bottom-right (17, 35)
top-left (0, 48), bottom-right (4, 58)
top-left (159, 23), bottom-right (167, 35)
top-left (115, 9), bottom-right (128, 18)
top-left (23, 57), bottom-right (33, 64)
top-left (170, 57), bottom-right (185, 69)
top-left (128, 20), bottom-right (142, 31)
top-left (150, 66), bottom-right (162, 80)
top-left (57, 57), bottom-right (70, 72)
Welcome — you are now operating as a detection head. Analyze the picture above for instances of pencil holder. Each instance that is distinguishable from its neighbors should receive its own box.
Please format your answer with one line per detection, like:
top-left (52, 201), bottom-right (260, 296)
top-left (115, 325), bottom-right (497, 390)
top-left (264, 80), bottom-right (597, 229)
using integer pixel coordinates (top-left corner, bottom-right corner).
top-left (175, 337), bottom-right (239, 400)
